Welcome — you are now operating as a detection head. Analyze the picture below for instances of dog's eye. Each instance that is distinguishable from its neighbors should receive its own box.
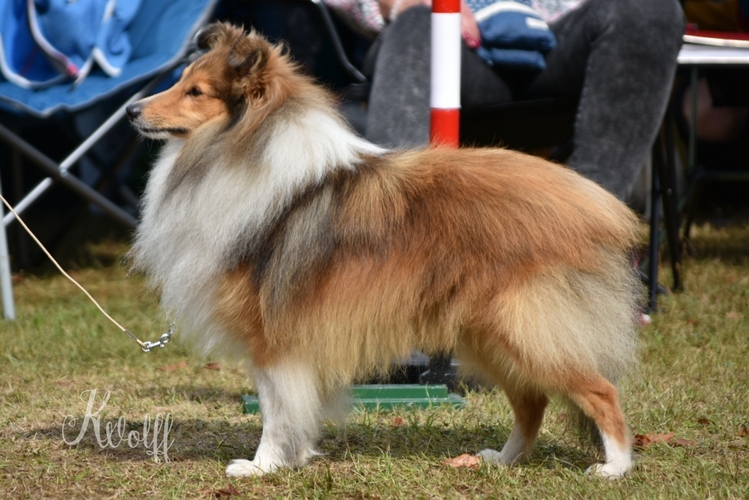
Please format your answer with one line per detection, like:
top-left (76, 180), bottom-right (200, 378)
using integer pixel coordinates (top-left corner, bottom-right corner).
top-left (186, 87), bottom-right (203, 97)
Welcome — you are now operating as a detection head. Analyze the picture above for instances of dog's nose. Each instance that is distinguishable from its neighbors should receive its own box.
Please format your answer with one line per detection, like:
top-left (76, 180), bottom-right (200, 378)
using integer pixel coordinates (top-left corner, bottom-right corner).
top-left (126, 103), bottom-right (141, 120)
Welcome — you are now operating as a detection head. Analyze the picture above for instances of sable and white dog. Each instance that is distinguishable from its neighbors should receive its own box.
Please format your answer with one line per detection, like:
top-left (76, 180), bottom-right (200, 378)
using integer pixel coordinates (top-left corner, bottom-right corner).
top-left (127, 23), bottom-right (641, 479)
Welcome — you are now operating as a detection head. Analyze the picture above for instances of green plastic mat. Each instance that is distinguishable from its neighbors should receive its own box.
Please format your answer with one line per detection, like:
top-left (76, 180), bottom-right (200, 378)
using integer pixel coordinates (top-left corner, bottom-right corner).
top-left (242, 384), bottom-right (465, 414)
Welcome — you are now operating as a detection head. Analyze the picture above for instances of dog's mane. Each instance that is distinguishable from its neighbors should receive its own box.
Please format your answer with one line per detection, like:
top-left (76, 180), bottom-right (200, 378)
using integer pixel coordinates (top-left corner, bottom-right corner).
top-left (130, 25), bottom-right (384, 354)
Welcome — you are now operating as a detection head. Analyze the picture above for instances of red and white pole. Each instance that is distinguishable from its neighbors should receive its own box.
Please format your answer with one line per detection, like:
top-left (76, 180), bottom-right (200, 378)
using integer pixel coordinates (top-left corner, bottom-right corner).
top-left (430, 0), bottom-right (461, 147)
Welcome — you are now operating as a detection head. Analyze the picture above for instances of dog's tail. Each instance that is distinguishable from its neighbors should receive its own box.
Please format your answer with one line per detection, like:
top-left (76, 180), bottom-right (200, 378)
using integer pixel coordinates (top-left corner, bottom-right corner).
top-left (562, 253), bottom-right (641, 453)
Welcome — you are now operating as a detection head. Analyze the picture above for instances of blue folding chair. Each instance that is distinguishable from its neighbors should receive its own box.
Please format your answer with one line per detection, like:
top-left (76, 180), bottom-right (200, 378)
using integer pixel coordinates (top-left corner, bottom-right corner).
top-left (0, 0), bottom-right (218, 319)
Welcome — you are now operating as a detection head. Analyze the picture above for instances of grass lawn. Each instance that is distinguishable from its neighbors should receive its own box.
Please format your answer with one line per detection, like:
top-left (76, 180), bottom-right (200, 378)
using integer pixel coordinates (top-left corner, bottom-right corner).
top-left (1, 224), bottom-right (748, 499)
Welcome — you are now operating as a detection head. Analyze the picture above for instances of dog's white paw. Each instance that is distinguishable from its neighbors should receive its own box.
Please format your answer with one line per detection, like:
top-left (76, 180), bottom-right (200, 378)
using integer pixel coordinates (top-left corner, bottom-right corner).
top-left (225, 458), bottom-right (278, 477)
top-left (585, 461), bottom-right (632, 479)
top-left (477, 448), bottom-right (511, 465)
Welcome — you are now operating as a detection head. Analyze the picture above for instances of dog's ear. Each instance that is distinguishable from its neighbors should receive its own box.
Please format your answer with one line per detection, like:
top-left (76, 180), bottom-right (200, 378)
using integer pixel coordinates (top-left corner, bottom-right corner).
top-left (228, 35), bottom-right (268, 74)
top-left (195, 22), bottom-right (242, 51)
top-left (228, 34), bottom-right (273, 105)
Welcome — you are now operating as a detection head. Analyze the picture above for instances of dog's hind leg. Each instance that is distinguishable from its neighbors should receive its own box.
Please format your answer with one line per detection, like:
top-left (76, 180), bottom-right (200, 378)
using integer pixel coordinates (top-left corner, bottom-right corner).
top-left (566, 374), bottom-right (632, 479)
top-left (226, 359), bottom-right (323, 477)
top-left (479, 389), bottom-right (548, 466)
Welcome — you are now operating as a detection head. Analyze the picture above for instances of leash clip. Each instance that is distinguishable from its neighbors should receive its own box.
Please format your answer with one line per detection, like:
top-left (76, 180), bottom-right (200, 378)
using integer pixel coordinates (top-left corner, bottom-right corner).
top-left (130, 319), bottom-right (176, 353)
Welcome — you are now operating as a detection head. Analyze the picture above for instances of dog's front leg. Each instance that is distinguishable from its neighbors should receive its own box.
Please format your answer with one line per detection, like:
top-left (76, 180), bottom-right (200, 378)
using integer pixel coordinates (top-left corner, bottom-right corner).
top-left (226, 360), bottom-right (323, 477)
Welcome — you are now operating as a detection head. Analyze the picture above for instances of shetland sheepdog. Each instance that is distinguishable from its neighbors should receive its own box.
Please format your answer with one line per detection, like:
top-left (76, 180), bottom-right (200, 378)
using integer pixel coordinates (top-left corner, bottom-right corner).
top-left (127, 23), bottom-right (641, 479)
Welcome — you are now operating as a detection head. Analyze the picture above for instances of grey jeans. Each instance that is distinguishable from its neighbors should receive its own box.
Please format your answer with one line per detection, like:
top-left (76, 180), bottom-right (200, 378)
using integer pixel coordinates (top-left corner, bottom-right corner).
top-left (365, 0), bottom-right (686, 201)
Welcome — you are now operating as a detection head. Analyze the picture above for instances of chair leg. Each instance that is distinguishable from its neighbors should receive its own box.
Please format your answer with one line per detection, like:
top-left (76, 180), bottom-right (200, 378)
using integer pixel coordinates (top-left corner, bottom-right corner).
top-left (683, 67), bottom-right (701, 250)
top-left (656, 117), bottom-right (683, 292)
top-left (648, 149), bottom-right (661, 313)
top-left (682, 169), bottom-right (704, 245)
top-left (0, 178), bottom-right (16, 321)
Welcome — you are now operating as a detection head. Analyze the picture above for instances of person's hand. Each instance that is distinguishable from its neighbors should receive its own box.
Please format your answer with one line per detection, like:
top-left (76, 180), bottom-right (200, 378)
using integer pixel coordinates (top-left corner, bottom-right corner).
top-left (460, 0), bottom-right (481, 48)
top-left (377, 0), bottom-right (481, 48)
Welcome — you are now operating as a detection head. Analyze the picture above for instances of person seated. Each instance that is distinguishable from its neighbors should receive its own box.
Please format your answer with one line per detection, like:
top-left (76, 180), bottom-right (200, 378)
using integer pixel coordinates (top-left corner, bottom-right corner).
top-left (325, 0), bottom-right (686, 203)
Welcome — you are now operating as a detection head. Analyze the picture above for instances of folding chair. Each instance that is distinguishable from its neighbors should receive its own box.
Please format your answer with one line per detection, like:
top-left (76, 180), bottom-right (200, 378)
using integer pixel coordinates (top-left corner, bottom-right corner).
top-left (0, 0), bottom-right (218, 320)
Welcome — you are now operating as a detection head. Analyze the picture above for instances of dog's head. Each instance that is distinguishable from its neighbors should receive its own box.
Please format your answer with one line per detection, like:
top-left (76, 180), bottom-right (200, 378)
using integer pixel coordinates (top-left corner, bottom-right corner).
top-left (127, 23), bottom-right (285, 140)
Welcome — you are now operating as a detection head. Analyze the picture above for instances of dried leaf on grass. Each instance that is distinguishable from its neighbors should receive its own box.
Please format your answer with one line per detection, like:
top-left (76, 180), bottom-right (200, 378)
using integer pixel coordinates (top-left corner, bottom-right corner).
top-left (204, 484), bottom-right (241, 498)
top-left (393, 416), bottom-right (405, 427)
top-left (157, 360), bottom-right (188, 372)
top-left (738, 424), bottom-right (748, 437)
top-left (442, 454), bottom-right (481, 469)
top-left (697, 417), bottom-right (712, 425)
top-left (726, 311), bottom-right (741, 320)
top-left (204, 362), bottom-right (221, 371)
top-left (633, 432), bottom-right (674, 449)
top-left (634, 431), bottom-right (696, 449)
